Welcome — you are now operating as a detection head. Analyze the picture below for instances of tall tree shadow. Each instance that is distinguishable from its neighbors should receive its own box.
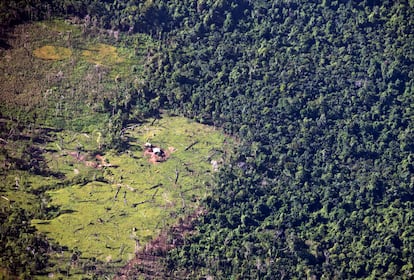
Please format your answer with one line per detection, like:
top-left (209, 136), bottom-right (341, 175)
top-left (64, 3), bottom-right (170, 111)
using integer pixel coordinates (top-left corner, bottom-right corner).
top-left (0, 26), bottom-right (13, 50)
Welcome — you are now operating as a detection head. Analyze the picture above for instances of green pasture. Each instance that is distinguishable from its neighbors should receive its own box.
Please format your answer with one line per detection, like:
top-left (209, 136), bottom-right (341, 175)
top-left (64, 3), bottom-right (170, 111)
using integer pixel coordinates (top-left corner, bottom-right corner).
top-left (31, 116), bottom-right (227, 272)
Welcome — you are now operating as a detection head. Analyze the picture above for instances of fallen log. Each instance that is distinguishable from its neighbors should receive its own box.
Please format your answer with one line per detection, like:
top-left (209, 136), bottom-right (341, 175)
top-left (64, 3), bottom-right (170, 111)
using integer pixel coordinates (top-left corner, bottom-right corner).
top-left (148, 183), bottom-right (163, 190)
top-left (184, 141), bottom-right (199, 151)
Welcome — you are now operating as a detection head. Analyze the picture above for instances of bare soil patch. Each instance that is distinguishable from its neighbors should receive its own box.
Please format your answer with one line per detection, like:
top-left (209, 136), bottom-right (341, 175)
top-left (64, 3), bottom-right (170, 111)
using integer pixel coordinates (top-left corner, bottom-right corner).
top-left (143, 144), bottom-right (174, 164)
top-left (67, 151), bottom-right (113, 169)
top-left (114, 208), bottom-right (206, 279)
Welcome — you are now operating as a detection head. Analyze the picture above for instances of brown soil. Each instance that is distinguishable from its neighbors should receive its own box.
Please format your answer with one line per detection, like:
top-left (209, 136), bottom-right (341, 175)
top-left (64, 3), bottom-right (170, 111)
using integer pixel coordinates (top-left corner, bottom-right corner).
top-left (68, 151), bottom-right (113, 169)
top-left (114, 208), bottom-right (206, 280)
top-left (143, 146), bottom-right (175, 164)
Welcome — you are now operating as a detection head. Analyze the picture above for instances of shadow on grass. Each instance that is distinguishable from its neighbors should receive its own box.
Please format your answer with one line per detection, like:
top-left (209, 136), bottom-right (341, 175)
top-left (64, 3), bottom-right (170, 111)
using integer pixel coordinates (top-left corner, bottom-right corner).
top-left (45, 206), bottom-right (78, 219)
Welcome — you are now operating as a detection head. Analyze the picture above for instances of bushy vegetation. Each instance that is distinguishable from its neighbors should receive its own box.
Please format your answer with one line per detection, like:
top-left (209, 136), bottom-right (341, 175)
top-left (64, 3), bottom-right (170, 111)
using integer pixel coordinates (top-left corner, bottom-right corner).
top-left (1, 0), bottom-right (413, 279)
top-left (0, 207), bottom-right (49, 279)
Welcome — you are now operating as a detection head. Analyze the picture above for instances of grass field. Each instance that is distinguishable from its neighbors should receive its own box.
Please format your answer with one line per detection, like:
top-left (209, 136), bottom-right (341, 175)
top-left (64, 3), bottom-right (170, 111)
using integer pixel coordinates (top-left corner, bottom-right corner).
top-left (28, 116), bottom-right (228, 277)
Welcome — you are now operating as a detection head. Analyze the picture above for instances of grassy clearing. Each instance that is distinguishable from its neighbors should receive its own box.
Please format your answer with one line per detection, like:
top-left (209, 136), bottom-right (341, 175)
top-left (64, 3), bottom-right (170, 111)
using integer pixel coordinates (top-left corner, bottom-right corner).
top-left (82, 43), bottom-right (124, 65)
top-left (33, 45), bottom-right (72, 60)
top-left (30, 116), bottom-right (229, 277)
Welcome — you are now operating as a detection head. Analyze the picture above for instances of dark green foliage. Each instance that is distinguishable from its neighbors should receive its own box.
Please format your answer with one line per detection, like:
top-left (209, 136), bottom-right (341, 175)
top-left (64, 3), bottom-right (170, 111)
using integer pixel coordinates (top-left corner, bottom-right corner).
top-left (0, 208), bottom-right (50, 279)
top-left (0, 0), bottom-right (53, 27)
top-left (132, 0), bottom-right (412, 278)
top-left (1, 0), bottom-right (414, 278)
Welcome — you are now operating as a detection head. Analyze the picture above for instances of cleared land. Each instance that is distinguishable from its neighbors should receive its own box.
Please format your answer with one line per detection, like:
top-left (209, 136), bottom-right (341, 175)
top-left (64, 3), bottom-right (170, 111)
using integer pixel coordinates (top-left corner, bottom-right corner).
top-left (32, 116), bottom-right (227, 264)
top-left (0, 20), bottom-right (230, 278)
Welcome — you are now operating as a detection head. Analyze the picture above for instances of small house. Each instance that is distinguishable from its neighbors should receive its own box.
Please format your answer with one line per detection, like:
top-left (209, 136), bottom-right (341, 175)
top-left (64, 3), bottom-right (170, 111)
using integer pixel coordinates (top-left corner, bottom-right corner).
top-left (152, 147), bottom-right (163, 156)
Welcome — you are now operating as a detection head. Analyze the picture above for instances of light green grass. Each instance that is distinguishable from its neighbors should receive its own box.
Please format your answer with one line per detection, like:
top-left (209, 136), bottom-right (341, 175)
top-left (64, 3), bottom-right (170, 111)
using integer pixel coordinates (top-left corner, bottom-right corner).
top-left (32, 116), bottom-right (229, 274)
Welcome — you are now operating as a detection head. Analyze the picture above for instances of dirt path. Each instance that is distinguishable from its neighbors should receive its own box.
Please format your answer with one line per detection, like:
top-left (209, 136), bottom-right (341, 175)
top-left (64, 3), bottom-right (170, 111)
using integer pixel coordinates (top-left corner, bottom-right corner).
top-left (114, 208), bottom-right (206, 279)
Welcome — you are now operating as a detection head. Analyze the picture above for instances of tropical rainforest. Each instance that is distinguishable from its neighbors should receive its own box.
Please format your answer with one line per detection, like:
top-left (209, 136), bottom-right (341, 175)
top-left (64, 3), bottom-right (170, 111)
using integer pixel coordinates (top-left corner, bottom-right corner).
top-left (0, 0), bottom-right (413, 279)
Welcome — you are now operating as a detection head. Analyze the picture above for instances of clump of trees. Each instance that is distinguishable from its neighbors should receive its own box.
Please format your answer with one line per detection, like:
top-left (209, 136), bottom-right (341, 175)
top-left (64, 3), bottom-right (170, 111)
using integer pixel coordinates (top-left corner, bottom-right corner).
top-left (138, 0), bottom-right (413, 278)
top-left (0, 207), bottom-right (49, 279)
top-left (1, 0), bottom-right (413, 278)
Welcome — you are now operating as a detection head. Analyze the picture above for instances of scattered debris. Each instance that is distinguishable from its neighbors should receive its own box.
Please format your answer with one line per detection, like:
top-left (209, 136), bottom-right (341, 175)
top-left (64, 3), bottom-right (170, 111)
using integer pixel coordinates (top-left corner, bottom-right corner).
top-left (184, 140), bottom-right (199, 151)
top-left (123, 191), bottom-right (127, 205)
top-left (125, 185), bottom-right (136, 192)
top-left (211, 160), bottom-right (219, 171)
top-left (115, 208), bottom-right (207, 279)
top-left (174, 168), bottom-right (179, 184)
top-left (148, 183), bottom-right (163, 190)
top-left (67, 151), bottom-right (115, 169)
top-left (151, 189), bottom-right (159, 200)
top-left (114, 186), bottom-right (121, 200)
top-left (131, 189), bottom-right (159, 208)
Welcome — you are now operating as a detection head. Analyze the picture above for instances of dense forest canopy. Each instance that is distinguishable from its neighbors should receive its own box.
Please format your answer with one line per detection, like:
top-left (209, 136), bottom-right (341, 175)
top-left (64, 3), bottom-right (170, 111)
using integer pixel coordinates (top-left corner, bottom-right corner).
top-left (1, 0), bottom-right (413, 279)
